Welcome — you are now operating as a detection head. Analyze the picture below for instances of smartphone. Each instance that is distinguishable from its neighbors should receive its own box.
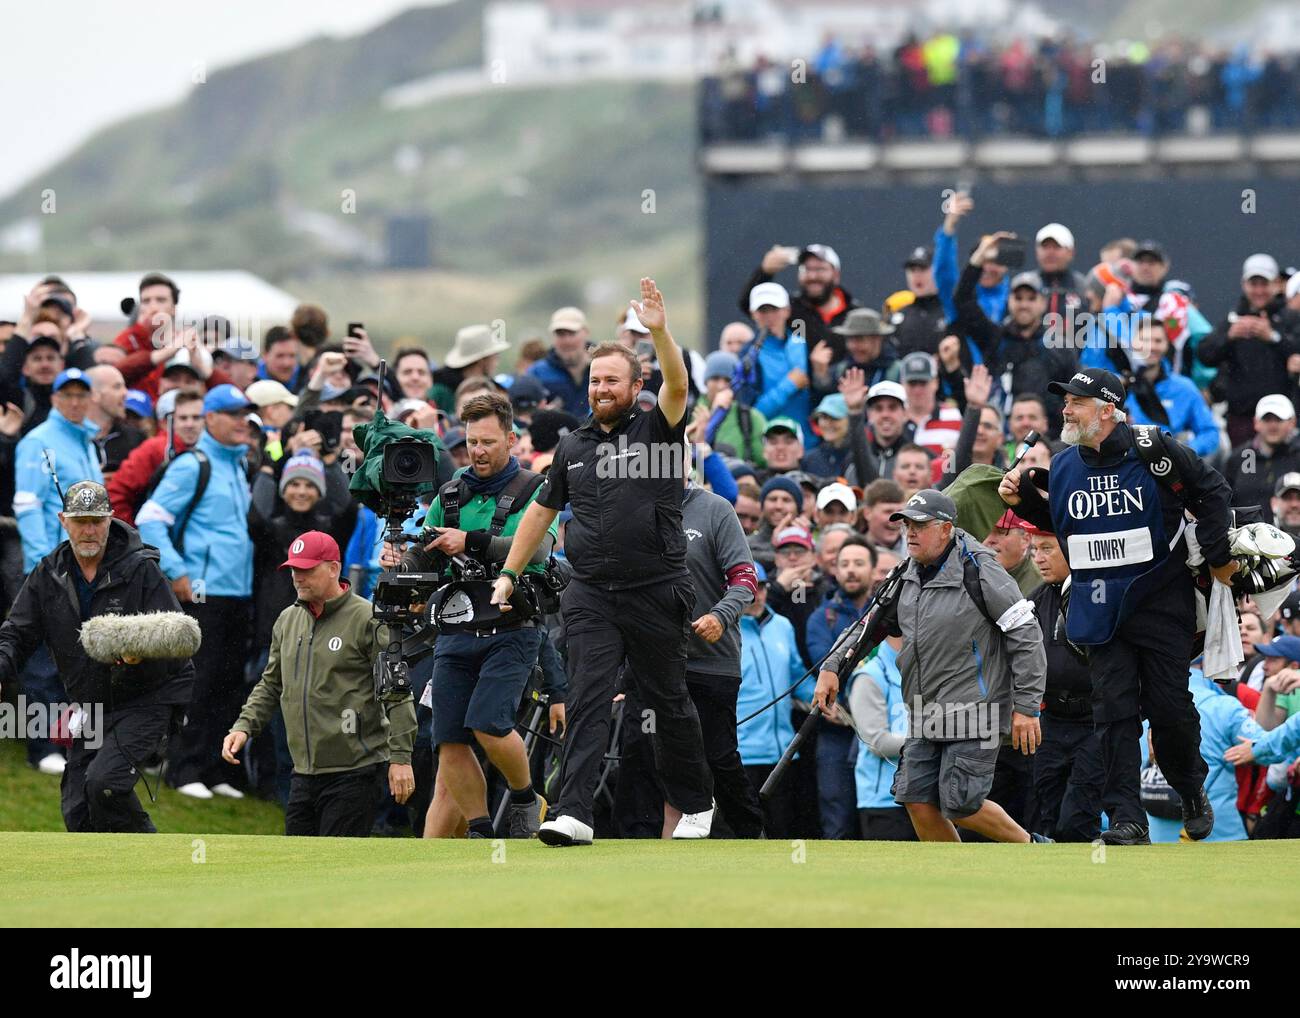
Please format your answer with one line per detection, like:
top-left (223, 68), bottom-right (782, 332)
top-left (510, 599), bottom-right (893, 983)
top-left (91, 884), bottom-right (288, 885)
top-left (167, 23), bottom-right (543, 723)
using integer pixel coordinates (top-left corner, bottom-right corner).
top-left (635, 340), bottom-right (656, 360)
top-left (992, 237), bottom-right (1026, 269)
top-left (779, 245), bottom-right (801, 265)
top-left (347, 322), bottom-right (364, 339)
top-left (955, 178), bottom-right (974, 196)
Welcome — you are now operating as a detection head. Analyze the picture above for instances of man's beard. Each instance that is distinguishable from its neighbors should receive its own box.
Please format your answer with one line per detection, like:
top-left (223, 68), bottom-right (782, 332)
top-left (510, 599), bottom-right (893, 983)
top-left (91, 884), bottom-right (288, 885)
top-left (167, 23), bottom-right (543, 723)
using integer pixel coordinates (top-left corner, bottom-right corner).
top-left (591, 392), bottom-right (634, 423)
top-left (1061, 418), bottom-right (1100, 446)
top-left (558, 348), bottom-right (587, 369)
top-left (74, 541), bottom-right (103, 559)
top-left (803, 280), bottom-right (830, 303)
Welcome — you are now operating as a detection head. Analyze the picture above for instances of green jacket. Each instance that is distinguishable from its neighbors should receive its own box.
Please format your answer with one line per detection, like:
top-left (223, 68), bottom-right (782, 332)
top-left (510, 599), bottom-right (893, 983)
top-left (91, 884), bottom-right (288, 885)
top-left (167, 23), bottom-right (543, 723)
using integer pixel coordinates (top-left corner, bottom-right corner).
top-left (697, 396), bottom-right (766, 467)
top-left (231, 588), bottom-right (416, 774)
top-left (416, 467), bottom-right (559, 577)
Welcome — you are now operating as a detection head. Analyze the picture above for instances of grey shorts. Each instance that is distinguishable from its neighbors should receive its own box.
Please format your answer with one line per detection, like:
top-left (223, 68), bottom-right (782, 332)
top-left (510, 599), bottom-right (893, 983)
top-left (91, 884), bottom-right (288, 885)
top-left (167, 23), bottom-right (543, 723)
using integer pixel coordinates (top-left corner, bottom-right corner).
top-left (891, 737), bottom-right (1000, 820)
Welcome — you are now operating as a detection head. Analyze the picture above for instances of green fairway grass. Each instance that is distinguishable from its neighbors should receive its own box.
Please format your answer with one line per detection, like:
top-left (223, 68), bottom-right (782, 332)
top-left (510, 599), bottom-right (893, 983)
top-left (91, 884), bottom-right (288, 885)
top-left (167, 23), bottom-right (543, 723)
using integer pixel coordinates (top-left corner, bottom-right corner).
top-left (1, 832), bottom-right (1294, 927)
top-left (0, 738), bottom-right (286, 836)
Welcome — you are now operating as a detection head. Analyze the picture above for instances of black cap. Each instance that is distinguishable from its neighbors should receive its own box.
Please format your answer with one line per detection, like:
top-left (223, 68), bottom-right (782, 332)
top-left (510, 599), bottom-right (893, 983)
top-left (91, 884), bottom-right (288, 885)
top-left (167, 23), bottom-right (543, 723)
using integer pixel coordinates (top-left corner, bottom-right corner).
top-left (1280, 591), bottom-right (1300, 621)
top-left (443, 426), bottom-right (467, 450)
top-left (1134, 240), bottom-right (1167, 262)
top-left (1048, 369), bottom-right (1126, 408)
top-left (889, 488), bottom-right (957, 524)
top-left (526, 409), bottom-right (580, 454)
top-left (903, 246), bottom-right (933, 269)
top-left (508, 374), bottom-right (547, 410)
top-left (25, 333), bottom-right (61, 356)
top-left (40, 295), bottom-right (74, 318)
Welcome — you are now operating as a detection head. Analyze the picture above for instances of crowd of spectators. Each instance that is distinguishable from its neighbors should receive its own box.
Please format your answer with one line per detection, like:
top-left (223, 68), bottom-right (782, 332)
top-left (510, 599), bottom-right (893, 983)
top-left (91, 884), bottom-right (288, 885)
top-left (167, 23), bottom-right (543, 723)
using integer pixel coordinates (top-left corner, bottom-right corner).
top-left (700, 33), bottom-right (1300, 143)
top-left (4, 182), bottom-right (1300, 840)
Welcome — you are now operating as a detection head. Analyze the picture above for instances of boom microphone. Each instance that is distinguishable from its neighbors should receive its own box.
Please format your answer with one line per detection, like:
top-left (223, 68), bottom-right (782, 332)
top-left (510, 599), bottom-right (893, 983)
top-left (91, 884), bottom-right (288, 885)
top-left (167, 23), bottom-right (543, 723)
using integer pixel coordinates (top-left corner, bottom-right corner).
top-left (1009, 429), bottom-right (1040, 470)
top-left (80, 611), bottom-right (202, 664)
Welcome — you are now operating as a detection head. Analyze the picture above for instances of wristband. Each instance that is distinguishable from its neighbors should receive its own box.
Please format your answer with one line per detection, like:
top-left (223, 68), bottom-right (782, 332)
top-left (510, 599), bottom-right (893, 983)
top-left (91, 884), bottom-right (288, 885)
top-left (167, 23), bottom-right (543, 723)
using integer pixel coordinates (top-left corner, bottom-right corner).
top-left (499, 568), bottom-right (518, 584)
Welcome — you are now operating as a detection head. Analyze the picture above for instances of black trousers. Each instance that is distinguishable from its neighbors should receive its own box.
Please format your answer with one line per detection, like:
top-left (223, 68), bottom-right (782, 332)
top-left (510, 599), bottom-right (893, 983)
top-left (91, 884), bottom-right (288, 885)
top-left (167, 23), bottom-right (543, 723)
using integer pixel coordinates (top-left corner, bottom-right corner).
top-left (990, 743), bottom-right (1037, 831)
top-left (62, 704), bottom-right (175, 833)
top-left (688, 673), bottom-right (765, 838)
top-left (1032, 715), bottom-right (1108, 842)
top-left (1090, 579), bottom-right (1207, 825)
top-left (557, 579), bottom-right (713, 827)
top-left (858, 806), bottom-right (917, 841)
top-left (618, 674), bottom-right (766, 838)
top-left (285, 763), bottom-right (385, 837)
top-left (744, 763), bottom-right (795, 838)
top-left (169, 597), bottom-right (252, 789)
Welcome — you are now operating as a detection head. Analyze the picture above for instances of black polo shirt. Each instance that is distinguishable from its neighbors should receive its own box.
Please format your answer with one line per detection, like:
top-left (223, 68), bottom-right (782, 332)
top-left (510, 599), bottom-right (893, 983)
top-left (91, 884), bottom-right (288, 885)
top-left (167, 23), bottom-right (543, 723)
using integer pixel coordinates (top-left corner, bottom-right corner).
top-left (537, 402), bottom-right (689, 589)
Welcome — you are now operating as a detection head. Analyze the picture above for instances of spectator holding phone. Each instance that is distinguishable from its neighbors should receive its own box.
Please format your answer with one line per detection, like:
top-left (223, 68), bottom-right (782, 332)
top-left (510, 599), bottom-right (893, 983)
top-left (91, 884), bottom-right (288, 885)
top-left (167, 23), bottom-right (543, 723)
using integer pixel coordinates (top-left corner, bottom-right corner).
top-left (738, 243), bottom-right (859, 362)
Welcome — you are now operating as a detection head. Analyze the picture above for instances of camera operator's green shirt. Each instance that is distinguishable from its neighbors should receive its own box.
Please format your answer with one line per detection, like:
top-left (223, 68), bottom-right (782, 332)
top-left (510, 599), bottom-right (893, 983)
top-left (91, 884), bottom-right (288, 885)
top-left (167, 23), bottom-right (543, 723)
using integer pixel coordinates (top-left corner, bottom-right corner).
top-left (421, 472), bottom-right (559, 577)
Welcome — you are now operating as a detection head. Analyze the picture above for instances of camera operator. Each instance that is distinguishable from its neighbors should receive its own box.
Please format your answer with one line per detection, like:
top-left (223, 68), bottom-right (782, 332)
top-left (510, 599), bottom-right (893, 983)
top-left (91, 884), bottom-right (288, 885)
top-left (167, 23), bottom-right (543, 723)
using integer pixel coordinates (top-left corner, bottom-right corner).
top-left (493, 279), bottom-right (716, 846)
top-left (223, 531), bottom-right (416, 837)
top-left (381, 391), bottom-right (558, 839)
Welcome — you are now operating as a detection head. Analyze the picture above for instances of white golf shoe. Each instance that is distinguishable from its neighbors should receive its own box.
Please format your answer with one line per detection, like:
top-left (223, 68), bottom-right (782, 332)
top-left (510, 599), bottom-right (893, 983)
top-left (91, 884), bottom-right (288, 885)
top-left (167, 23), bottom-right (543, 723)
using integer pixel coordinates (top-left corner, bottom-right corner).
top-left (537, 814), bottom-right (594, 847)
top-left (671, 801), bottom-right (716, 839)
top-left (36, 753), bottom-right (66, 776)
top-left (176, 782), bottom-right (214, 800)
top-left (210, 783), bottom-right (245, 799)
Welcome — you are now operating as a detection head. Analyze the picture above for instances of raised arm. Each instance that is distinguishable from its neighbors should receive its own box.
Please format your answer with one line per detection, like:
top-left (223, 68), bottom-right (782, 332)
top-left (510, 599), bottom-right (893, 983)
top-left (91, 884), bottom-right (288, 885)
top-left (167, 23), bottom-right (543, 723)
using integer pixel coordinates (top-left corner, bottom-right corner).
top-left (633, 278), bottom-right (688, 427)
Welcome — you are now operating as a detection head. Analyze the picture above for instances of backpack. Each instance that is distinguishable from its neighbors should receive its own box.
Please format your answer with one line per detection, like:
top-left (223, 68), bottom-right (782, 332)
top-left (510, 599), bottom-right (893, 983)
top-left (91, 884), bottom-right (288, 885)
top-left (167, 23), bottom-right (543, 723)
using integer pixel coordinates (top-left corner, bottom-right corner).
top-left (148, 449), bottom-right (211, 556)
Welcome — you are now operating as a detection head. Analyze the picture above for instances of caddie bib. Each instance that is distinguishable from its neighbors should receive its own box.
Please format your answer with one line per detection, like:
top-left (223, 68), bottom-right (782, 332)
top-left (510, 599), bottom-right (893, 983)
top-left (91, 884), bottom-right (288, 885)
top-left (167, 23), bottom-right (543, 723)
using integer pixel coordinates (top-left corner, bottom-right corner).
top-left (1049, 443), bottom-right (1171, 644)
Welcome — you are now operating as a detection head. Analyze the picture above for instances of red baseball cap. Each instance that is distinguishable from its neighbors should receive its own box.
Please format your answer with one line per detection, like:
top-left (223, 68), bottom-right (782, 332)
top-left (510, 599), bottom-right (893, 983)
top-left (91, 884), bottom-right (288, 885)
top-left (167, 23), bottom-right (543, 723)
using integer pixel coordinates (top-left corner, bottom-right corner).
top-left (280, 531), bottom-right (341, 570)
top-left (774, 525), bottom-right (814, 551)
top-left (994, 509), bottom-right (1036, 534)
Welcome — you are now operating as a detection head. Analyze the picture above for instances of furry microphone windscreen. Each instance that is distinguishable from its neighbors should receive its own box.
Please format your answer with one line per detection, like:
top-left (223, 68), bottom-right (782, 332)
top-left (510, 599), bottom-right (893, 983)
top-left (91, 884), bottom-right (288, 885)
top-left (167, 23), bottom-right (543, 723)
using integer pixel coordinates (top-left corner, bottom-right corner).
top-left (79, 612), bottom-right (202, 663)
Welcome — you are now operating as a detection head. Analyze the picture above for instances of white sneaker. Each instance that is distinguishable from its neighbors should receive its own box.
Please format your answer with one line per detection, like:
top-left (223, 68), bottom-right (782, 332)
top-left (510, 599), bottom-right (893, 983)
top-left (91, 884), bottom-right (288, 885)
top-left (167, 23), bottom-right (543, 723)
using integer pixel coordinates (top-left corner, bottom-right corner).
top-left (176, 782), bottom-right (214, 800)
top-left (210, 783), bottom-right (245, 799)
top-left (36, 753), bottom-right (66, 776)
top-left (537, 814), bottom-right (594, 847)
top-left (672, 801), bottom-right (715, 839)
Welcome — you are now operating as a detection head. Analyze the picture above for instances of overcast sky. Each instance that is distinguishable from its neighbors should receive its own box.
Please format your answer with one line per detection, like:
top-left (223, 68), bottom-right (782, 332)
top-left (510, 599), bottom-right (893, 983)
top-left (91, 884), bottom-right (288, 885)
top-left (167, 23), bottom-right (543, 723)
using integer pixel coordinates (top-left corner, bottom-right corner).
top-left (0, 0), bottom-right (435, 200)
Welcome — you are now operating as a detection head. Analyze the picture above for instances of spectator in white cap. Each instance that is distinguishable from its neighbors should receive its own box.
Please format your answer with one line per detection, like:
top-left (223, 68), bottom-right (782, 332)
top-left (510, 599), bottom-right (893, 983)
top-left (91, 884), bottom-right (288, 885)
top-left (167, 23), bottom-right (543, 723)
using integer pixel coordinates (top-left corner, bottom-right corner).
top-left (1034, 222), bottom-right (1087, 318)
top-left (734, 281), bottom-right (812, 429)
top-left (741, 242), bottom-right (860, 362)
top-left (617, 306), bottom-right (650, 348)
top-left (1198, 252), bottom-right (1299, 447)
top-left (1224, 393), bottom-right (1300, 510)
top-left (814, 482), bottom-right (858, 529)
top-left (1286, 271), bottom-right (1300, 314)
top-left (245, 379), bottom-right (299, 463)
top-left (527, 306), bottom-right (592, 417)
top-left (844, 379), bottom-right (916, 486)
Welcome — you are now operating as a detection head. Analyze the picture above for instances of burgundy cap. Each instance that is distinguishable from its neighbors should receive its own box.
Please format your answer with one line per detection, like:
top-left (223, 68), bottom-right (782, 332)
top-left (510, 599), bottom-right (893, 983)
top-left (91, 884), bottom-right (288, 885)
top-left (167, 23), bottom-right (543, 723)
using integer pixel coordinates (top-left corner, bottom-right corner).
top-left (994, 509), bottom-right (1036, 533)
top-left (280, 531), bottom-right (341, 570)
top-left (773, 525), bottom-right (814, 550)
